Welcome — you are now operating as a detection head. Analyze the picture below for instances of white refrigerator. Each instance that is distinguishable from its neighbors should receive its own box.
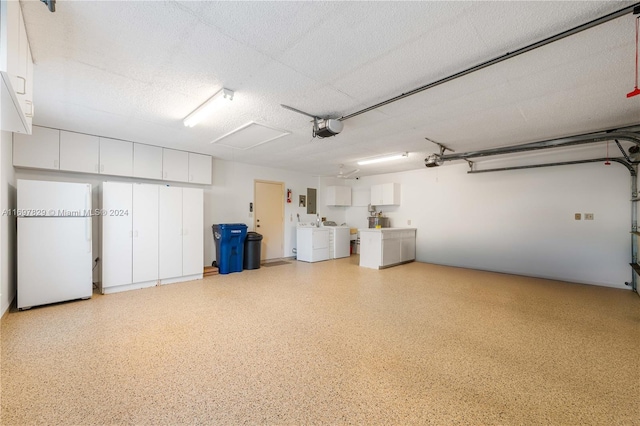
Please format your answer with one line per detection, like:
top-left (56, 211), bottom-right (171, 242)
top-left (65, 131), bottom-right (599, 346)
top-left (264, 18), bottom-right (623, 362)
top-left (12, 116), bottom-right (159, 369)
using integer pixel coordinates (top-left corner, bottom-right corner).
top-left (17, 180), bottom-right (93, 309)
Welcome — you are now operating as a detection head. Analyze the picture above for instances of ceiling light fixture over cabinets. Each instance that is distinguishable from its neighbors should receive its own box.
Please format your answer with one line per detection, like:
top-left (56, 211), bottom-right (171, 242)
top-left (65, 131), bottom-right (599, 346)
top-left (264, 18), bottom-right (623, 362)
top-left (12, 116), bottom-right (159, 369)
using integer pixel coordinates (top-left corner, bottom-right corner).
top-left (183, 88), bottom-right (234, 128)
top-left (357, 152), bottom-right (408, 166)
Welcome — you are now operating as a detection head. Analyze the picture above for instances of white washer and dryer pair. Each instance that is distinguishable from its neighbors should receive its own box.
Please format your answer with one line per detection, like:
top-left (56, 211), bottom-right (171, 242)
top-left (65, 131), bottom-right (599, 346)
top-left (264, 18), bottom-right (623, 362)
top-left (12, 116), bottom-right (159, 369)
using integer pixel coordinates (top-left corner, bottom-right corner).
top-left (321, 221), bottom-right (351, 259)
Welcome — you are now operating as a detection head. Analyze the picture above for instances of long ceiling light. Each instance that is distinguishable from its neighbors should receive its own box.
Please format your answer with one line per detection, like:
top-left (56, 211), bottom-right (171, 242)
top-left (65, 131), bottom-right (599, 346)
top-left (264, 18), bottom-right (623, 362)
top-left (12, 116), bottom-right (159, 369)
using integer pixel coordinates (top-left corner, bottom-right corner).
top-left (357, 152), bottom-right (408, 165)
top-left (183, 88), bottom-right (234, 128)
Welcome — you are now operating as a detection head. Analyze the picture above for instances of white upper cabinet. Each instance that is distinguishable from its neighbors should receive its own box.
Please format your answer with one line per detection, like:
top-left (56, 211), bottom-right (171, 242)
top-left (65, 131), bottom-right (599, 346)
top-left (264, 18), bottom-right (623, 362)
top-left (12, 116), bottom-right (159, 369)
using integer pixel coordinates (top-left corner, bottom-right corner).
top-left (0, 1), bottom-right (34, 134)
top-left (188, 152), bottom-right (212, 185)
top-left (370, 183), bottom-right (401, 206)
top-left (326, 186), bottom-right (351, 206)
top-left (133, 143), bottom-right (163, 180)
top-left (99, 138), bottom-right (133, 177)
top-left (13, 126), bottom-right (60, 170)
top-left (162, 148), bottom-right (188, 183)
top-left (59, 131), bottom-right (100, 173)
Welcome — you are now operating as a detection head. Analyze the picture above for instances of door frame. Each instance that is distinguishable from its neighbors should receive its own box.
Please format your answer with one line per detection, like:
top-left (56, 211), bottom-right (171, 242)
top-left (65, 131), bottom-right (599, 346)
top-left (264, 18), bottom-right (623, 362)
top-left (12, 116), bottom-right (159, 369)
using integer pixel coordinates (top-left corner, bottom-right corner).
top-left (253, 179), bottom-right (285, 260)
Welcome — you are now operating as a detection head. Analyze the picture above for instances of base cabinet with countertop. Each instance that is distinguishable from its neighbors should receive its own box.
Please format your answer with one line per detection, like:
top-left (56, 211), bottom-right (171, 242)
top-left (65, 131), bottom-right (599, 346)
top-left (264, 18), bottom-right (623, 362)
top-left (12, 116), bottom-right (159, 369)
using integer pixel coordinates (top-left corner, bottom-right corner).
top-left (359, 228), bottom-right (416, 269)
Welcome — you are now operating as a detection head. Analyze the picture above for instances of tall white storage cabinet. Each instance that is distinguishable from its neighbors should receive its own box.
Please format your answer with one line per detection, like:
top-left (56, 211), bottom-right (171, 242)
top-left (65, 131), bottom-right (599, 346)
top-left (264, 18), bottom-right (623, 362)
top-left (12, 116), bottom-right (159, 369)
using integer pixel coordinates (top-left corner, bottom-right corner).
top-left (102, 182), bottom-right (159, 294)
top-left (158, 186), bottom-right (204, 283)
top-left (159, 186), bottom-right (183, 280)
top-left (102, 182), bottom-right (203, 294)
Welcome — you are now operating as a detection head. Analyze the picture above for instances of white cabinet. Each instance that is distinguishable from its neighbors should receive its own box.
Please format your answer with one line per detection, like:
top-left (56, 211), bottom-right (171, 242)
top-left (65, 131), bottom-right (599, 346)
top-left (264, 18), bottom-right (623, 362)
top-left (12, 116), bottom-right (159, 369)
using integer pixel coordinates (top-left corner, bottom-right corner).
top-left (13, 126), bottom-right (60, 170)
top-left (159, 186), bottom-right (183, 279)
top-left (182, 188), bottom-right (204, 276)
top-left (99, 138), bottom-right (133, 176)
top-left (326, 186), bottom-right (351, 206)
top-left (132, 184), bottom-right (159, 284)
top-left (102, 182), bottom-right (159, 293)
top-left (133, 143), bottom-right (163, 180)
top-left (60, 131), bottom-right (100, 174)
top-left (0, 1), bottom-right (34, 134)
top-left (359, 228), bottom-right (416, 269)
top-left (188, 152), bottom-right (212, 184)
top-left (102, 182), bottom-right (133, 289)
top-left (102, 182), bottom-right (202, 294)
top-left (370, 183), bottom-right (401, 206)
top-left (162, 148), bottom-right (188, 182)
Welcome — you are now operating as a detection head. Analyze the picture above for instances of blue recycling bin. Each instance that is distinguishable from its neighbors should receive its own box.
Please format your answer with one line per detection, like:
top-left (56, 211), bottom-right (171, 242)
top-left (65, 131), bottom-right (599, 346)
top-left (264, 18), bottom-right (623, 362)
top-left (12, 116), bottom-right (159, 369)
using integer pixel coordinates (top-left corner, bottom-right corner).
top-left (212, 224), bottom-right (248, 274)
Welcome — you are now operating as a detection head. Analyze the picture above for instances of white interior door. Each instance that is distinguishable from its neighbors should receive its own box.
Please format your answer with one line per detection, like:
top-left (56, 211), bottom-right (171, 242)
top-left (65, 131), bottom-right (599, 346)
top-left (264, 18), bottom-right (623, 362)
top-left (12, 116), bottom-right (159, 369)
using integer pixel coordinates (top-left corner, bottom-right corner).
top-left (102, 182), bottom-right (133, 289)
top-left (182, 188), bottom-right (203, 276)
top-left (159, 186), bottom-right (182, 279)
top-left (133, 184), bottom-right (158, 283)
top-left (254, 181), bottom-right (284, 260)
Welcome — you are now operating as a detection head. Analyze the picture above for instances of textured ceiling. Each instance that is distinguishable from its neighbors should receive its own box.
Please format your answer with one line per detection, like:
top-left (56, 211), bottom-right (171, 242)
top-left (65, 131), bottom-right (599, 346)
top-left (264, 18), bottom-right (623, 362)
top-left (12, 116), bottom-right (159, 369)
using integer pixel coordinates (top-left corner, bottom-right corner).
top-left (20, 0), bottom-right (640, 177)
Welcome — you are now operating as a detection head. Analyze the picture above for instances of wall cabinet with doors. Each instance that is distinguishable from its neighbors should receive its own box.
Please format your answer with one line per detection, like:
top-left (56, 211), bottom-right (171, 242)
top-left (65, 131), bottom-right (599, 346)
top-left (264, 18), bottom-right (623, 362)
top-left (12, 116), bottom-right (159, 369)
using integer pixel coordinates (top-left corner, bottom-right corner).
top-left (13, 126), bottom-right (213, 185)
top-left (159, 186), bottom-right (204, 283)
top-left (102, 182), bottom-right (159, 294)
top-left (13, 126), bottom-right (60, 170)
top-left (370, 183), bottom-right (401, 206)
top-left (359, 228), bottom-right (416, 269)
top-left (162, 148), bottom-right (188, 183)
top-left (100, 138), bottom-right (132, 176)
top-left (326, 186), bottom-right (351, 206)
top-left (102, 182), bottom-right (203, 294)
top-left (0, 0), bottom-right (34, 135)
top-left (60, 131), bottom-right (100, 174)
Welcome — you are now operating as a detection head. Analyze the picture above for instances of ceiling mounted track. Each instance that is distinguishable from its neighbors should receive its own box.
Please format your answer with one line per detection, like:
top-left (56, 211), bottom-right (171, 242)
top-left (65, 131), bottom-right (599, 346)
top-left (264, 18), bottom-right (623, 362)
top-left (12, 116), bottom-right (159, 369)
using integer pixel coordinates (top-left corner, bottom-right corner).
top-left (424, 130), bottom-right (640, 166)
top-left (467, 157), bottom-right (636, 176)
top-left (339, 3), bottom-right (640, 122)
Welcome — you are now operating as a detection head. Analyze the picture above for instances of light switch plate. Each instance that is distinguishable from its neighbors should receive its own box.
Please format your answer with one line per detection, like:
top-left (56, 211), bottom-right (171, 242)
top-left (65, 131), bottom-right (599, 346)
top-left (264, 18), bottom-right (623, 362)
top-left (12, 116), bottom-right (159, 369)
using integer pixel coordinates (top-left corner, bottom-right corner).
top-left (585, 213), bottom-right (594, 220)
top-left (575, 213), bottom-right (581, 220)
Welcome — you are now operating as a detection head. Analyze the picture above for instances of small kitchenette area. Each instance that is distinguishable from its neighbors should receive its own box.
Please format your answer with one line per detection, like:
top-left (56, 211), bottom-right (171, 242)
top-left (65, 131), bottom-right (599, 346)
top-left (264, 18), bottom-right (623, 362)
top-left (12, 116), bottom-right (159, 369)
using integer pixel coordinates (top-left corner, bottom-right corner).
top-left (321, 182), bottom-right (417, 269)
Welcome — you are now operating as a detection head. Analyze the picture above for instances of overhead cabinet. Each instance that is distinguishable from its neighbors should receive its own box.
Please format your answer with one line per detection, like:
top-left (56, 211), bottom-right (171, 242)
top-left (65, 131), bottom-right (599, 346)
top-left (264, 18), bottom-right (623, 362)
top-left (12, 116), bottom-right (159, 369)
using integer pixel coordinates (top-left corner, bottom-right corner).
top-left (13, 126), bottom-right (60, 170)
top-left (102, 182), bottom-right (203, 294)
top-left (370, 183), bottom-right (401, 206)
top-left (162, 148), bottom-right (188, 183)
top-left (13, 126), bottom-right (213, 184)
top-left (100, 138), bottom-right (133, 176)
top-left (326, 186), bottom-right (351, 206)
top-left (133, 143), bottom-right (163, 180)
top-left (60, 131), bottom-right (100, 174)
top-left (188, 152), bottom-right (212, 185)
top-left (0, 0), bottom-right (34, 134)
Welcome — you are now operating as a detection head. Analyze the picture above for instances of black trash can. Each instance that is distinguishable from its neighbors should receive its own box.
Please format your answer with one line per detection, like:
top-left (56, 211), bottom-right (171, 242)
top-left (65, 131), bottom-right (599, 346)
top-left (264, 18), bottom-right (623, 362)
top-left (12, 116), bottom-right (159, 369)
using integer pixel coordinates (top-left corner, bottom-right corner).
top-left (243, 232), bottom-right (263, 270)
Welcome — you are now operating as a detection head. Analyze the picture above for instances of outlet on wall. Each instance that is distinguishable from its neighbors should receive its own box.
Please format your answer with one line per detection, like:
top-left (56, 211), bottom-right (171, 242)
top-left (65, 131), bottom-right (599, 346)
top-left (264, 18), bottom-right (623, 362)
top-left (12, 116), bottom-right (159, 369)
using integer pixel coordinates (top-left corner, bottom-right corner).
top-left (585, 213), bottom-right (594, 220)
top-left (575, 213), bottom-right (581, 220)
top-left (407, 219), bottom-right (411, 225)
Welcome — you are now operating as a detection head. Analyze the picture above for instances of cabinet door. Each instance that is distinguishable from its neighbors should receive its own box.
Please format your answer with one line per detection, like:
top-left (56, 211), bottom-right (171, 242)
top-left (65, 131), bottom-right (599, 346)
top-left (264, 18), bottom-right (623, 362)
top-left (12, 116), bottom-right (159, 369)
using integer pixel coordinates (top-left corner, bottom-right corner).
top-left (183, 188), bottom-right (204, 276)
top-left (188, 153), bottom-right (212, 184)
top-left (400, 231), bottom-right (416, 262)
top-left (370, 184), bottom-right (383, 206)
top-left (60, 131), bottom-right (100, 173)
top-left (381, 236), bottom-right (402, 266)
top-left (13, 126), bottom-right (60, 169)
top-left (159, 186), bottom-right (183, 279)
top-left (100, 138), bottom-right (133, 176)
top-left (133, 143), bottom-right (163, 180)
top-left (338, 186), bottom-right (352, 206)
top-left (382, 183), bottom-right (401, 205)
top-left (102, 183), bottom-right (133, 289)
top-left (359, 232), bottom-right (383, 269)
top-left (133, 184), bottom-right (159, 283)
top-left (162, 148), bottom-right (188, 182)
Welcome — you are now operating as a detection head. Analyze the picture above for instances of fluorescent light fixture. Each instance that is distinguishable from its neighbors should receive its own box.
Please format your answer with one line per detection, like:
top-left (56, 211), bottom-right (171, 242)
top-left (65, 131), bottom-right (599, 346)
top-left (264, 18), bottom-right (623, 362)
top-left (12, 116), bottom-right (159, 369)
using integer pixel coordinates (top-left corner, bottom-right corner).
top-left (357, 152), bottom-right (408, 166)
top-left (183, 88), bottom-right (234, 128)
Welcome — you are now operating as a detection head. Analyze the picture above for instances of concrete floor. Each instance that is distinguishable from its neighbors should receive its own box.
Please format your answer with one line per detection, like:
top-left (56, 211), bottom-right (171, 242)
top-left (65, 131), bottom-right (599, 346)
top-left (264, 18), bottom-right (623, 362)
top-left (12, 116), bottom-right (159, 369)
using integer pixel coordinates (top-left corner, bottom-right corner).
top-left (1, 257), bottom-right (639, 425)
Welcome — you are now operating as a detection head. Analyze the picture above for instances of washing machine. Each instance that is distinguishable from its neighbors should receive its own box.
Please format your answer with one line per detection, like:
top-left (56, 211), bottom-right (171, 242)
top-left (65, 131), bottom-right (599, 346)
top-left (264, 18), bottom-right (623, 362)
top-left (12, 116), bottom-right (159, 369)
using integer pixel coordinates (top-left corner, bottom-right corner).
top-left (296, 223), bottom-right (330, 262)
top-left (321, 221), bottom-right (351, 259)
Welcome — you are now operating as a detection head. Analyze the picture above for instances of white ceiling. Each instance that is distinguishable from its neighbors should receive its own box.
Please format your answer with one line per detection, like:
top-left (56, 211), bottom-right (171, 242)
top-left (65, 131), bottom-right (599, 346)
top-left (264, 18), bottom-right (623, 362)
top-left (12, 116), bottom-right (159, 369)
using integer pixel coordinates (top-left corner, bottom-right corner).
top-left (21, 0), bottom-right (640, 177)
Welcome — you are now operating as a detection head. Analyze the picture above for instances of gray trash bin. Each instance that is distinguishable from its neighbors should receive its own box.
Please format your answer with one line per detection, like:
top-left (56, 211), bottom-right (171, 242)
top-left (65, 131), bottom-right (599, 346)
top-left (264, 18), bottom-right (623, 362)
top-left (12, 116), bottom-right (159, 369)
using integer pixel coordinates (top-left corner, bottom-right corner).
top-left (243, 232), bottom-right (263, 270)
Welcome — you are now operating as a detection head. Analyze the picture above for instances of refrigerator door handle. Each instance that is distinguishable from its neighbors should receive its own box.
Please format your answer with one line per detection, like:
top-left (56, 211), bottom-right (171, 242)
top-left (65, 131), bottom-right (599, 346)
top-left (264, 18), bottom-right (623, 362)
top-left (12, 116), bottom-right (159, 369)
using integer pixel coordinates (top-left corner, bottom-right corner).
top-left (86, 218), bottom-right (92, 253)
top-left (85, 186), bottom-right (91, 212)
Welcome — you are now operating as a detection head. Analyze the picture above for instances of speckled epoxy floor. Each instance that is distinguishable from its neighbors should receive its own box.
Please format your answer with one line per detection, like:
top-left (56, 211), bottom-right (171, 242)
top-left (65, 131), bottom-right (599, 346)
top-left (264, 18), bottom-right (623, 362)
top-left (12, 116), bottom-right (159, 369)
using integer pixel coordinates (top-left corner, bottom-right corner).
top-left (1, 257), bottom-right (639, 425)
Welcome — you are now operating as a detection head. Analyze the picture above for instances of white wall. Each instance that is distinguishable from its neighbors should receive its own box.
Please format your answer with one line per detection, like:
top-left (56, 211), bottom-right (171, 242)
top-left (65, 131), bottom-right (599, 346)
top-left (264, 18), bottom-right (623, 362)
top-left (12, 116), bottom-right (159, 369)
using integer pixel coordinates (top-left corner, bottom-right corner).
top-left (344, 161), bottom-right (632, 289)
top-left (207, 159), bottom-right (321, 262)
top-left (1, 132), bottom-right (17, 316)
